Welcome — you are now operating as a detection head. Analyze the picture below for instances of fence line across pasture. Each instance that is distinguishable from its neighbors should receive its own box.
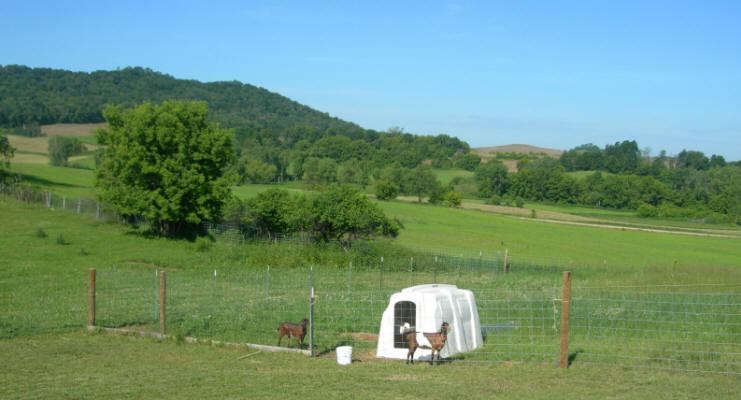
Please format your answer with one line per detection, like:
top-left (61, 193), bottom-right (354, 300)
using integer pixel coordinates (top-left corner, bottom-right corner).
top-left (2, 264), bottom-right (741, 374)
top-left (69, 268), bottom-right (741, 374)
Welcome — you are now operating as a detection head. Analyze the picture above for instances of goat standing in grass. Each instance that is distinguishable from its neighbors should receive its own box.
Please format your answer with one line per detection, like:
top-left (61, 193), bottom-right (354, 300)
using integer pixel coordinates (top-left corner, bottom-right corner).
top-left (277, 318), bottom-right (309, 348)
top-left (403, 322), bottom-right (450, 365)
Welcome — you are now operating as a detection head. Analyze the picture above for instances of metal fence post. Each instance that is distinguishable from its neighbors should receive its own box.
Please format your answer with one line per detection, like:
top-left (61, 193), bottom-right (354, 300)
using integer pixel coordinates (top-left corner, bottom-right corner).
top-left (159, 271), bottom-right (166, 335)
top-left (434, 256), bottom-right (438, 283)
top-left (88, 269), bottom-right (96, 327)
top-left (265, 265), bottom-right (270, 304)
top-left (503, 248), bottom-right (509, 274)
top-left (379, 256), bottom-right (383, 290)
top-left (559, 270), bottom-right (572, 368)
top-left (409, 257), bottom-right (413, 287)
top-left (309, 286), bottom-right (315, 357)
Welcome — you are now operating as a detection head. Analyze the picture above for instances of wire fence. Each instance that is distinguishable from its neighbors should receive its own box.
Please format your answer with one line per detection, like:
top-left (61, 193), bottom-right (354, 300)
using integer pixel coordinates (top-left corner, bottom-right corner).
top-left (5, 265), bottom-right (739, 375)
top-left (0, 182), bottom-right (118, 221)
top-left (570, 285), bottom-right (741, 374)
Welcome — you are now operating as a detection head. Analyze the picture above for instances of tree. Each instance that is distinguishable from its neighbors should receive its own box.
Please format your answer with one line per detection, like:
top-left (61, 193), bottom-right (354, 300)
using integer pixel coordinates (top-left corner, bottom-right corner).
top-left (0, 134), bottom-right (14, 179)
top-left (404, 165), bottom-right (438, 202)
top-left (245, 189), bottom-right (298, 238)
top-left (677, 150), bottom-right (710, 170)
top-left (302, 157), bottom-right (338, 187)
top-left (474, 160), bottom-right (508, 198)
top-left (306, 185), bottom-right (399, 246)
top-left (48, 136), bottom-right (86, 166)
top-left (456, 153), bottom-right (482, 171)
top-left (234, 156), bottom-right (276, 184)
top-left (94, 101), bottom-right (234, 236)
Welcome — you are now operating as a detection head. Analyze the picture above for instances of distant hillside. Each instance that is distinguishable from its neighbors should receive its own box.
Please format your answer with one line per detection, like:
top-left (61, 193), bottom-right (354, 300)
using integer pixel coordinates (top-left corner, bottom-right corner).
top-left (0, 65), bottom-right (363, 138)
top-left (473, 144), bottom-right (563, 158)
top-left (0, 65), bottom-right (471, 181)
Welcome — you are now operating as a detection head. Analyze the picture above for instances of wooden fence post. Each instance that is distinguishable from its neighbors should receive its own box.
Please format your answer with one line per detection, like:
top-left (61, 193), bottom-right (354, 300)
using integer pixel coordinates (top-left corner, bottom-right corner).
top-left (88, 269), bottom-right (96, 327)
top-left (159, 271), bottom-right (166, 335)
top-left (559, 270), bottom-right (572, 368)
top-left (503, 248), bottom-right (509, 274)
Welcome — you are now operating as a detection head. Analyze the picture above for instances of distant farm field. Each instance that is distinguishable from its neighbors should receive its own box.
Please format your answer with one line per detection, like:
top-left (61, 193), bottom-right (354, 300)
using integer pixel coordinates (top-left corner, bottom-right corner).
top-left (41, 123), bottom-right (106, 136)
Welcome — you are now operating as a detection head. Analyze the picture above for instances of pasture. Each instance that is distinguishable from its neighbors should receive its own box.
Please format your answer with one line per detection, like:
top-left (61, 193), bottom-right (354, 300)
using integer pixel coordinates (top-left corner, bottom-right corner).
top-left (1, 331), bottom-right (739, 399)
top-left (3, 158), bottom-right (741, 397)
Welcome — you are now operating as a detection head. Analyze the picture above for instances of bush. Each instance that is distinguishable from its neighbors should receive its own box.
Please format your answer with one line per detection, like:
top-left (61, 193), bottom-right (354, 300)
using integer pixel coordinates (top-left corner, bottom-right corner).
top-left (636, 203), bottom-right (658, 218)
top-left (658, 203), bottom-right (699, 218)
top-left (485, 195), bottom-right (502, 206)
top-left (515, 197), bottom-right (525, 208)
top-left (375, 179), bottom-right (399, 201)
top-left (442, 191), bottom-right (462, 207)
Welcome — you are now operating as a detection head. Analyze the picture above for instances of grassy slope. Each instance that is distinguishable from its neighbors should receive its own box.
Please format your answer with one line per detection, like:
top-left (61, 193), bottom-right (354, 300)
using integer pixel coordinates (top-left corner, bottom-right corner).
top-left (379, 200), bottom-right (741, 273)
top-left (9, 163), bottom-right (95, 198)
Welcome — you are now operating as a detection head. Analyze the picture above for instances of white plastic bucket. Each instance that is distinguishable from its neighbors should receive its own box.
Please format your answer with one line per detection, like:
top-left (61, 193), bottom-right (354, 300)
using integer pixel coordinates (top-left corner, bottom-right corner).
top-left (336, 346), bottom-right (352, 365)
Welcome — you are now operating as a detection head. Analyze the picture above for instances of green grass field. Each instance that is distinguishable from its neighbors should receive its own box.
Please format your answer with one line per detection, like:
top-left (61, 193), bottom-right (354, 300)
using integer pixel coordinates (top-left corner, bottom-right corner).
top-left (3, 159), bottom-right (741, 397)
top-left (3, 332), bottom-right (739, 400)
top-left (432, 168), bottom-right (474, 184)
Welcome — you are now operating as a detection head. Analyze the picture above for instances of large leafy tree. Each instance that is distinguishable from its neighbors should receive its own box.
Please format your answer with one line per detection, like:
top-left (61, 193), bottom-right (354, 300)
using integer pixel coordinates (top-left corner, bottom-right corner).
top-left (95, 101), bottom-right (234, 236)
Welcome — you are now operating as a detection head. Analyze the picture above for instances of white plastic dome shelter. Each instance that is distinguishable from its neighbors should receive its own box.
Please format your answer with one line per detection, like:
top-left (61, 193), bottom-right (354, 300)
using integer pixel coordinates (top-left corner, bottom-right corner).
top-left (376, 284), bottom-right (483, 361)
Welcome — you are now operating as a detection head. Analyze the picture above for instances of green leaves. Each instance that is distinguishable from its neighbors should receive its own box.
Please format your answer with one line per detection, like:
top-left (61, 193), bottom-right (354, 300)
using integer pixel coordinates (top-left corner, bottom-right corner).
top-left (95, 101), bottom-right (234, 236)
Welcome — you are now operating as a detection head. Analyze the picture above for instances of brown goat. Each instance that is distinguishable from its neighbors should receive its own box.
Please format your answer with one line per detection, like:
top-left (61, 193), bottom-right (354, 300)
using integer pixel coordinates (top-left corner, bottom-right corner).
top-left (277, 318), bottom-right (309, 348)
top-left (405, 322), bottom-right (450, 365)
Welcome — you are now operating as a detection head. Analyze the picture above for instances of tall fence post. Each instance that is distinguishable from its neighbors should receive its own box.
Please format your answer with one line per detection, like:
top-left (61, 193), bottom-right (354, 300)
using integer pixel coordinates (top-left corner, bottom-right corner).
top-left (378, 256), bottom-right (383, 290)
top-left (159, 271), bottom-right (166, 335)
top-left (559, 270), bottom-right (572, 368)
top-left (434, 256), bottom-right (438, 283)
top-left (154, 270), bottom-right (159, 321)
top-left (309, 286), bottom-right (315, 357)
top-left (503, 248), bottom-right (509, 274)
top-left (347, 262), bottom-right (352, 293)
top-left (409, 257), bottom-right (414, 287)
top-left (265, 265), bottom-right (270, 304)
top-left (88, 269), bottom-right (96, 327)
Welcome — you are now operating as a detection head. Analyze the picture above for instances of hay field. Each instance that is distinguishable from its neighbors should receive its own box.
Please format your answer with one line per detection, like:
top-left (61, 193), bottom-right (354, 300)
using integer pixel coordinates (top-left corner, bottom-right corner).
top-left (41, 123), bottom-right (106, 136)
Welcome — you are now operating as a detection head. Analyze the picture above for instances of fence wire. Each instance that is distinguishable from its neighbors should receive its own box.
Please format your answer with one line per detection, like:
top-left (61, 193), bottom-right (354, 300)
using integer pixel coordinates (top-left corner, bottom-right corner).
top-left (3, 266), bottom-right (741, 374)
top-left (570, 285), bottom-right (741, 374)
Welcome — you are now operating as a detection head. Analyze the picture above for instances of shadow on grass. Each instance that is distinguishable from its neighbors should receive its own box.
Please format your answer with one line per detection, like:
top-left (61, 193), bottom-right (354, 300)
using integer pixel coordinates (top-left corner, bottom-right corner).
top-left (19, 173), bottom-right (86, 188)
top-left (568, 349), bottom-right (583, 366)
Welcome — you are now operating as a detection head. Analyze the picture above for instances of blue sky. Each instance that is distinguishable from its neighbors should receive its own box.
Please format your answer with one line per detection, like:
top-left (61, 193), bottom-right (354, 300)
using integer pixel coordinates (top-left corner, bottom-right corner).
top-left (2, 1), bottom-right (740, 160)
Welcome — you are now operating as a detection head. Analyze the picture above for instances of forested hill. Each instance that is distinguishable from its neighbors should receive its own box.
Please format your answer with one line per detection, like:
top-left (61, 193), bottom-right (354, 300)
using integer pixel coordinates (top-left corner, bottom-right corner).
top-left (0, 64), bottom-right (361, 136)
top-left (0, 65), bottom-right (470, 177)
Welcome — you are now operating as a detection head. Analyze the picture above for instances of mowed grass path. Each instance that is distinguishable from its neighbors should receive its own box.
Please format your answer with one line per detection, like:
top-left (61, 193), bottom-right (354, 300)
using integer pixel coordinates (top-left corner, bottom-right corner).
top-left (1, 332), bottom-right (739, 400)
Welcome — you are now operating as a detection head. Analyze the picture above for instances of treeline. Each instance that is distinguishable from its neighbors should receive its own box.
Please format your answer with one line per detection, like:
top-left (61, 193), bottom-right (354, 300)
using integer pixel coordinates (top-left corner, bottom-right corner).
top-left (470, 142), bottom-right (741, 223)
top-left (0, 65), bottom-right (470, 177)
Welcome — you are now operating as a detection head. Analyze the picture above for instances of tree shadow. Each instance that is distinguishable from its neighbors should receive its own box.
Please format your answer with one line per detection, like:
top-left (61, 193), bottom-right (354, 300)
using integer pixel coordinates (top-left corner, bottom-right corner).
top-left (18, 173), bottom-right (85, 188)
